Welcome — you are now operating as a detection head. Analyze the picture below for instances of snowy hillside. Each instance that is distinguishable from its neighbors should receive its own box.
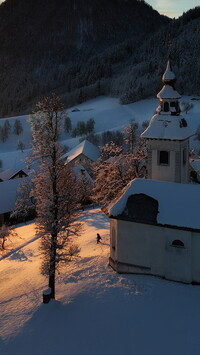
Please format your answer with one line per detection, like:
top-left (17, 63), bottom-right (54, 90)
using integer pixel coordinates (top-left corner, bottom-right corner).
top-left (1, 208), bottom-right (200, 355)
top-left (1, 95), bottom-right (200, 171)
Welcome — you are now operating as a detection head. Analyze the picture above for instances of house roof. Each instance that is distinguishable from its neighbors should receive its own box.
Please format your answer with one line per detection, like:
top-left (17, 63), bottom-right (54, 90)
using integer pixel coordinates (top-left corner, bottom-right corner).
top-left (72, 166), bottom-right (93, 183)
top-left (61, 140), bottom-right (100, 163)
top-left (141, 113), bottom-right (194, 140)
top-left (0, 166), bottom-right (29, 181)
top-left (190, 159), bottom-right (200, 174)
top-left (0, 177), bottom-right (28, 214)
top-left (106, 178), bottom-right (200, 230)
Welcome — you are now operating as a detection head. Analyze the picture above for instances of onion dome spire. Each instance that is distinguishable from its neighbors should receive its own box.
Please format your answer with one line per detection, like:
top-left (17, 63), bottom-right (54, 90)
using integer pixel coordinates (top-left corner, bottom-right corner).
top-left (162, 58), bottom-right (176, 86)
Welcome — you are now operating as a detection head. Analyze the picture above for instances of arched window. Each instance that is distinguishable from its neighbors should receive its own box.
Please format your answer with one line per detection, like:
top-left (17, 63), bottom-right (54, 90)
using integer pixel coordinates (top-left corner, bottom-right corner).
top-left (171, 240), bottom-right (185, 248)
top-left (164, 102), bottom-right (169, 112)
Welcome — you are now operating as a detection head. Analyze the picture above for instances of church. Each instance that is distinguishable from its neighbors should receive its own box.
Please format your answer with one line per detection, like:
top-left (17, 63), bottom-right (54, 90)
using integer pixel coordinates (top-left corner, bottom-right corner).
top-left (106, 59), bottom-right (200, 284)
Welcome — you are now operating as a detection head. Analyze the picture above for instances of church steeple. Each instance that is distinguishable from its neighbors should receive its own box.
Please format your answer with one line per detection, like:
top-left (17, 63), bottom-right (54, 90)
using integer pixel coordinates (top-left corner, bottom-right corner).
top-left (156, 58), bottom-right (181, 117)
top-left (141, 58), bottom-right (194, 184)
top-left (162, 58), bottom-right (176, 85)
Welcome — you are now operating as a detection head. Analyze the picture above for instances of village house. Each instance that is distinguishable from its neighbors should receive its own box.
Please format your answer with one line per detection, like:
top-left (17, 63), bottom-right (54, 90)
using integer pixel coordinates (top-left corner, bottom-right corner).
top-left (0, 177), bottom-right (28, 226)
top-left (106, 58), bottom-right (200, 284)
top-left (60, 139), bottom-right (100, 171)
top-left (0, 166), bottom-right (29, 182)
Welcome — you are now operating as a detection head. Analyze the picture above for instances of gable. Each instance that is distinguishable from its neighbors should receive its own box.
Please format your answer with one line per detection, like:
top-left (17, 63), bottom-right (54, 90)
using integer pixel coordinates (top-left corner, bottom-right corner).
top-left (106, 178), bottom-right (200, 230)
top-left (10, 170), bottom-right (28, 180)
top-left (121, 193), bottom-right (158, 224)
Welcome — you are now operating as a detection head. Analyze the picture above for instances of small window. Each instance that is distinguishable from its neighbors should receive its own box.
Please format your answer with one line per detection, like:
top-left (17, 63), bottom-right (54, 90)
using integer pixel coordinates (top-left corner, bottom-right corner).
top-left (179, 118), bottom-right (187, 128)
top-left (175, 101), bottom-right (180, 111)
top-left (171, 240), bottom-right (184, 248)
top-left (164, 102), bottom-right (169, 112)
top-left (159, 151), bottom-right (169, 165)
top-left (170, 101), bottom-right (175, 107)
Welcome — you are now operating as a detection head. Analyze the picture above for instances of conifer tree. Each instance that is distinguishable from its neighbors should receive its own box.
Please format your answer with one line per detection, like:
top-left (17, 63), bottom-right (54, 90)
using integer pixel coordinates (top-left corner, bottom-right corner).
top-left (13, 119), bottom-right (23, 135)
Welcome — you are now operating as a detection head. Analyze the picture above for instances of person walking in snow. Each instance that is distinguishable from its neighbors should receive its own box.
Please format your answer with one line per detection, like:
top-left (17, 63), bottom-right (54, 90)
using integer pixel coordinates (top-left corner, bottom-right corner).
top-left (96, 233), bottom-right (102, 244)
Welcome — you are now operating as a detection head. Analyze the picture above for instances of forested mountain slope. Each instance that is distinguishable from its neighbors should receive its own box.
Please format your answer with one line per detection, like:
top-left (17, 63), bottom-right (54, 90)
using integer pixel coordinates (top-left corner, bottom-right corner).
top-left (0, 0), bottom-right (199, 117)
top-left (0, 0), bottom-right (169, 116)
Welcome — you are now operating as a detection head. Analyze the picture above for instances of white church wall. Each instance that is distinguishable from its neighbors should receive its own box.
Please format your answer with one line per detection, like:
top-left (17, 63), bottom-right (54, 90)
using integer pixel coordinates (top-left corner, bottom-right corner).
top-left (191, 232), bottom-right (200, 283)
top-left (148, 140), bottom-right (189, 183)
top-left (151, 148), bottom-right (175, 182)
top-left (164, 228), bottom-right (192, 283)
top-left (110, 219), bottom-right (118, 266)
top-left (114, 220), bottom-right (165, 275)
top-left (110, 218), bottom-right (199, 283)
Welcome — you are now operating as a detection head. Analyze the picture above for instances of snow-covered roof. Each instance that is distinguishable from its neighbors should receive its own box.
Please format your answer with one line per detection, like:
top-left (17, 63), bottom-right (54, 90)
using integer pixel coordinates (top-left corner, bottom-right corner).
top-left (0, 177), bottom-right (28, 214)
top-left (141, 113), bottom-right (194, 140)
top-left (0, 166), bottom-right (29, 181)
top-left (190, 159), bottom-right (200, 174)
top-left (61, 140), bottom-right (100, 163)
top-left (162, 60), bottom-right (176, 83)
top-left (106, 178), bottom-right (200, 230)
top-left (157, 85), bottom-right (181, 100)
top-left (72, 166), bottom-right (93, 183)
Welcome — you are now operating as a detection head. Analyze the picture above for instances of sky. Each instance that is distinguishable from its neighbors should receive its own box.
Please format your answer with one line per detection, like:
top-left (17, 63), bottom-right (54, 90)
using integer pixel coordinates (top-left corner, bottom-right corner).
top-left (0, 0), bottom-right (199, 18)
top-left (145, 0), bottom-right (200, 18)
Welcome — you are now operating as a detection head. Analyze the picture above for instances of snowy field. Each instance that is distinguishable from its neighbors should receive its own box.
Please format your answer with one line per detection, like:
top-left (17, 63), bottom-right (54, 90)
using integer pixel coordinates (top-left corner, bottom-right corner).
top-left (1, 208), bottom-right (200, 355)
top-left (1, 95), bottom-right (200, 170)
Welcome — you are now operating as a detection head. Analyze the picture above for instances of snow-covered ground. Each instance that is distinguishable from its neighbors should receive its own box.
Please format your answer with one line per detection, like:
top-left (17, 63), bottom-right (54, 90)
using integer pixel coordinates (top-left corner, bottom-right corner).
top-left (1, 208), bottom-right (200, 355)
top-left (1, 95), bottom-right (200, 171)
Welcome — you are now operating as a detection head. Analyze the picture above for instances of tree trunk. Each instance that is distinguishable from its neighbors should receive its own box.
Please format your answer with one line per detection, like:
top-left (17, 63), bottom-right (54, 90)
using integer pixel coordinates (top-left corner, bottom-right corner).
top-left (48, 231), bottom-right (57, 299)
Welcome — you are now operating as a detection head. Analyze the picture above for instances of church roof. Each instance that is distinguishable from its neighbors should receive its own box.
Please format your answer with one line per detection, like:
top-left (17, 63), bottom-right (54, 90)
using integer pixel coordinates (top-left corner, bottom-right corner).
top-left (141, 113), bottom-right (194, 140)
top-left (61, 140), bottom-right (100, 163)
top-left (157, 85), bottom-right (181, 100)
top-left (106, 178), bottom-right (200, 230)
top-left (162, 60), bottom-right (176, 83)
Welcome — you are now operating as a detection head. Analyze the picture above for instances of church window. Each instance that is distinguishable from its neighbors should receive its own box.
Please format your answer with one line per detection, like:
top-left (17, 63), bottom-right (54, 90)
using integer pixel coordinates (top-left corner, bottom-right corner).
top-left (175, 101), bottom-right (179, 111)
top-left (159, 151), bottom-right (169, 165)
top-left (170, 101), bottom-right (175, 107)
top-left (164, 102), bottom-right (169, 112)
top-left (171, 240), bottom-right (185, 248)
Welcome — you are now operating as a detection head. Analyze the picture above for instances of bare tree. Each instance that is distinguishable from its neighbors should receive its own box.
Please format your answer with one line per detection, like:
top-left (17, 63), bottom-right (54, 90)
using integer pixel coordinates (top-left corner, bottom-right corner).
top-left (11, 179), bottom-right (35, 221)
top-left (29, 94), bottom-right (82, 300)
top-left (64, 116), bottom-right (72, 134)
top-left (123, 119), bottom-right (138, 154)
top-left (181, 101), bottom-right (194, 114)
top-left (0, 224), bottom-right (18, 250)
top-left (93, 139), bottom-right (147, 206)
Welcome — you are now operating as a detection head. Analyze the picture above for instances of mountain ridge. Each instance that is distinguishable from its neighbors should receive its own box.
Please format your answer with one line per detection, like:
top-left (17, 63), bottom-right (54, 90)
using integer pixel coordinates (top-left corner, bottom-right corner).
top-left (0, 1), bottom-right (199, 117)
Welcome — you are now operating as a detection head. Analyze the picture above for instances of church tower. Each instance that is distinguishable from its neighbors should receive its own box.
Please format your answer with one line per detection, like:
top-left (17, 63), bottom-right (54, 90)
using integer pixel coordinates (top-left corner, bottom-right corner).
top-left (141, 58), bottom-right (194, 183)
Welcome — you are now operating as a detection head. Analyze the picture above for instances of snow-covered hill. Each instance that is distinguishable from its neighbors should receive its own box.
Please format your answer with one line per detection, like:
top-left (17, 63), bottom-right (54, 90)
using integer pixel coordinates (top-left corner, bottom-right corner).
top-left (1, 208), bottom-right (200, 355)
top-left (1, 95), bottom-right (200, 171)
